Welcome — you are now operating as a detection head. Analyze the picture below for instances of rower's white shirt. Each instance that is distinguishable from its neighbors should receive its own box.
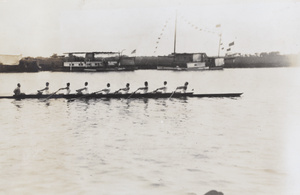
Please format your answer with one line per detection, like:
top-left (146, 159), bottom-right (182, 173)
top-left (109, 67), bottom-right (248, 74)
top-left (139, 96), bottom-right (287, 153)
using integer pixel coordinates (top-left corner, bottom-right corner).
top-left (122, 87), bottom-right (130, 94)
top-left (66, 88), bottom-right (71, 94)
top-left (103, 87), bottom-right (110, 94)
top-left (156, 86), bottom-right (167, 93)
top-left (82, 87), bottom-right (88, 94)
top-left (139, 87), bottom-right (148, 94)
top-left (179, 88), bottom-right (187, 93)
top-left (44, 88), bottom-right (49, 94)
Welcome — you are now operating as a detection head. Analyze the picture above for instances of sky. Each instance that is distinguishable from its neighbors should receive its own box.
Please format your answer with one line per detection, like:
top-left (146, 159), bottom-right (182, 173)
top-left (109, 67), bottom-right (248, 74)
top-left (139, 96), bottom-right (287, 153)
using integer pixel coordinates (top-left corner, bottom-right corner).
top-left (0, 0), bottom-right (300, 57)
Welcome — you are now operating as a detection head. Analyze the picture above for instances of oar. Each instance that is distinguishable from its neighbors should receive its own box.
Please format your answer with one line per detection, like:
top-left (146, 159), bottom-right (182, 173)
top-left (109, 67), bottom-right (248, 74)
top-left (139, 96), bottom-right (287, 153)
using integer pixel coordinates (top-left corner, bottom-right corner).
top-left (43, 89), bottom-right (61, 102)
top-left (67, 89), bottom-right (104, 102)
top-left (168, 89), bottom-right (177, 100)
top-left (67, 93), bottom-right (91, 102)
top-left (114, 89), bottom-right (121, 94)
top-left (126, 89), bottom-right (139, 100)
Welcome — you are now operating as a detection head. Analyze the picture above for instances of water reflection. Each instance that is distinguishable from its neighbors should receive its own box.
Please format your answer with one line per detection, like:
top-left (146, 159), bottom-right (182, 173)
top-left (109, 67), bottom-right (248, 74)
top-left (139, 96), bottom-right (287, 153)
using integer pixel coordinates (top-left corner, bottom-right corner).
top-left (101, 98), bottom-right (111, 105)
top-left (12, 100), bottom-right (22, 108)
top-left (143, 98), bottom-right (149, 110)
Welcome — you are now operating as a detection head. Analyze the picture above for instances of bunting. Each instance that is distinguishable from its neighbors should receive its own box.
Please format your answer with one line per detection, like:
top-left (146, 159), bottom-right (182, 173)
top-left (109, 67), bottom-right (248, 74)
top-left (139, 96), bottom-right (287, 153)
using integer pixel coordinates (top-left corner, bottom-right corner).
top-left (153, 14), bottom-right (222, 54)
top-left (229, 42), bottom-right (234, 46)
top-left (180, 14), bottom-right (221, 35)
top-left (154, 18), bottom-right (171, 53)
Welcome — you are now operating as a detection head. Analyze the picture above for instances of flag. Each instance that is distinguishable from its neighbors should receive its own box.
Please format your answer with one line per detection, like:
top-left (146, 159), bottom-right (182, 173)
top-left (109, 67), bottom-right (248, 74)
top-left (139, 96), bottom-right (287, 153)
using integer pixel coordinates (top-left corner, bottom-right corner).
top-left (131, 49), bottom-right (136, 54)
top-left (227, 48), bottom-right (231, 51)
top-left (216, 24), bottom-right (221, 28)
top-left (229, 42), bottom-right (234, 46)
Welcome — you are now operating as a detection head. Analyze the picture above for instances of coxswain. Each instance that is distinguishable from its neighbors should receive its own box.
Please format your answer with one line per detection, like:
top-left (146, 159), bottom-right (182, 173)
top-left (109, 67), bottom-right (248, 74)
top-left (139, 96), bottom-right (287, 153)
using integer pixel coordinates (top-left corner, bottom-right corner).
top-left (98, 83), bottom-right (110, 94)
top-left (76, 82), bottom-right (89, 94)
top-left (136, 81), bottom-right (148, 93)
top-left (176, 82), bottom-right (188, 93)
top-left (153, 81), bottom-right (167, 93)
top-left (59, 83), bottom-right (71, 94)
top-left (37, 82), bottom-right (49, 94)
top-left (13, 83), bottom-right (23, 95)
top-left (114, 83), bottom-right (130, 94)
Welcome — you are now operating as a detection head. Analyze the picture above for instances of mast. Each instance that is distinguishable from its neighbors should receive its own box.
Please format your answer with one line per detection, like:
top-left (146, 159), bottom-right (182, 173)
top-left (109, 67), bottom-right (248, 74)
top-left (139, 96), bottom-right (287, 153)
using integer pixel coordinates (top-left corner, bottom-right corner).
top-left (173, 11), bottom-right (177, 62)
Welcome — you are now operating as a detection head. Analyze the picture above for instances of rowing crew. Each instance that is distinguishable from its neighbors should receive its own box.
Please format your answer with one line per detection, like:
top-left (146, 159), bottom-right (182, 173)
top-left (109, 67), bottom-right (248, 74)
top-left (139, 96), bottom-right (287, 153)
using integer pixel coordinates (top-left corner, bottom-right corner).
top-left (13, 81), bottom-right (189, 95)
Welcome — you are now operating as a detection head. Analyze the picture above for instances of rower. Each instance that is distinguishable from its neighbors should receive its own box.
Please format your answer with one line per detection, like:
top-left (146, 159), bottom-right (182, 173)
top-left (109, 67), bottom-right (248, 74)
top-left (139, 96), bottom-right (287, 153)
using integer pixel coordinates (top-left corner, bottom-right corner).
top-left (76, 82), bottom-right (88, 94)
top-left (136, 81), bottom-right (148, 93)
top-left (37, 82), bottom-right (49, 94)
top-left (13, 83), bottom-right (22, 95)
top-left (59, 83), bottom-right (71, 94)
top-left (98, 83), bottom-right (110, 94)
top-left (176, 82), bottom-right (189, 93)
top-left (115, 83), bottom-right (130, 94)
top-left (153, 81), bottom-right (167, 93)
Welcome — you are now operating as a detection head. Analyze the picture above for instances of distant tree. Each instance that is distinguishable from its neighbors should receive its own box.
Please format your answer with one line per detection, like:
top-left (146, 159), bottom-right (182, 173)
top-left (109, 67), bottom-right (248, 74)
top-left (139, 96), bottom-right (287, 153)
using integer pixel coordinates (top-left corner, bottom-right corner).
top-left (260, 52), bottom-right (268, 57)
top-left (51, 53), bottom-right (58, 58)
top-left (269, 51), bottom-right (280, 56)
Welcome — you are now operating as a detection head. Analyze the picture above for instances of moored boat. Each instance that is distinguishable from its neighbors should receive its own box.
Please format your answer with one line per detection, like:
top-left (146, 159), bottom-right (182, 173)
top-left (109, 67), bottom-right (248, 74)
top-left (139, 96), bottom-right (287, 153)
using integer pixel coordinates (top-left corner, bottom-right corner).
top-left (157, 53), bottom-right (224, 71)
top-left (156, 12), bottom-right (224, 71)
top-left (54, 51), bottom-right (136, 72)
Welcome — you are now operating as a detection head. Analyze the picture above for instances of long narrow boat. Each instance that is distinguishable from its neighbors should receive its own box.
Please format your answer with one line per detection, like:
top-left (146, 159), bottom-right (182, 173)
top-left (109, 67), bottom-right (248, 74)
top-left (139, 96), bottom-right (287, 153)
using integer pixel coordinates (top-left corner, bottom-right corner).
top-left (0, 92), bottom-right (243, 100)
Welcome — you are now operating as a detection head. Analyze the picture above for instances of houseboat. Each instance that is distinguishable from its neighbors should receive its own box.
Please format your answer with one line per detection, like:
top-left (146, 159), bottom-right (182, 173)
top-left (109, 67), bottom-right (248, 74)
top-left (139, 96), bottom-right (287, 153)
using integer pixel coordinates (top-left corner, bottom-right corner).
top-left (157, 53), bottom-right (224, 70)
top-left (58, 52), bottom-right (136, 72)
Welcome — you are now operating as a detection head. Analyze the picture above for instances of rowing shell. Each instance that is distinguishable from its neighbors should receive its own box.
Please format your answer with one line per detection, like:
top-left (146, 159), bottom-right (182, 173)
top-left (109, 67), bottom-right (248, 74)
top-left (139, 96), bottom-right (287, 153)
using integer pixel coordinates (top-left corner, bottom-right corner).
top-left (0, 92), bottom-right (243, 100)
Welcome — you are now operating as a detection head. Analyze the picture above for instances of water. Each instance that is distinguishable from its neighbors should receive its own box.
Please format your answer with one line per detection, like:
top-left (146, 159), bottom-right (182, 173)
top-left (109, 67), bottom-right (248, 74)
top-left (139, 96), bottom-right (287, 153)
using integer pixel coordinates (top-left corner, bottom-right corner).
top-left (0, 68), bottom-right (300, 195)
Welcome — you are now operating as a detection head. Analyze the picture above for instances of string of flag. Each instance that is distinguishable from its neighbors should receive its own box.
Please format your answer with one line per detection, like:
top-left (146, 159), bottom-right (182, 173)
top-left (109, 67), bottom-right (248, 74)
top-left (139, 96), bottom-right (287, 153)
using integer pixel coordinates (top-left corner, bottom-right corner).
top-left (225, 41), bottom-right (235, 52)
top-left (154, 18), bottom-right (171, 54)
top-left (152, 13), bottom-right (235, 55)
top-left (179, 14), bottom-right (221, 35)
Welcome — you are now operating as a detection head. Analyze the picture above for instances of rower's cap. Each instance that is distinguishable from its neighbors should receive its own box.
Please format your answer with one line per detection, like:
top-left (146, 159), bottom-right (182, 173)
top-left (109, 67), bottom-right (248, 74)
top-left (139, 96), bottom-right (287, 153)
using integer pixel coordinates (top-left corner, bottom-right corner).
top-left (85, 82), bottom-right (88, 86)
top-left (17, 83), bottom-right (20, 87)
top-left (67, 82), bottom-right (70, 86)
top-left (46, 82), bottom-right (49, 85)
top-left (144, 81), bottom-right (148, 86)
top-left (164, 81), bottom-right (167, 85)
top-left (185, 82), bottom-right (189, 85)
top-left (107, 83), bottom-right (110, 87)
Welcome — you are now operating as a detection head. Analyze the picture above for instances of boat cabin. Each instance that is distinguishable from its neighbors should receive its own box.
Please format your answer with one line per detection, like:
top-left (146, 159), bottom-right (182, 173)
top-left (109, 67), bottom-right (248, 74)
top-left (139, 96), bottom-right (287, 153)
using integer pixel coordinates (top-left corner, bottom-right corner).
top-left (172, 53), bottom-right (224, 69)
top-left (63, 52), bottom-right (120, 69)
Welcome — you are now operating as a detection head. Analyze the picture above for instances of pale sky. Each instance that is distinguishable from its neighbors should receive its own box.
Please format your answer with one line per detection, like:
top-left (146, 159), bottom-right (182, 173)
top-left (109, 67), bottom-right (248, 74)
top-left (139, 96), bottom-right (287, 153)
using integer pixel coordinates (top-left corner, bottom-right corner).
top-left (0, 0), bottom-right (300, 57)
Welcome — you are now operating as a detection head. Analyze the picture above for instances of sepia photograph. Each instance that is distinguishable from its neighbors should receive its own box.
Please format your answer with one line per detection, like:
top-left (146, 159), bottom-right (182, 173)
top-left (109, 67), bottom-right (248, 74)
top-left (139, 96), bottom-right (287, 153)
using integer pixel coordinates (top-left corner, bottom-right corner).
top-left (0, 0), bottom-right (300, 194)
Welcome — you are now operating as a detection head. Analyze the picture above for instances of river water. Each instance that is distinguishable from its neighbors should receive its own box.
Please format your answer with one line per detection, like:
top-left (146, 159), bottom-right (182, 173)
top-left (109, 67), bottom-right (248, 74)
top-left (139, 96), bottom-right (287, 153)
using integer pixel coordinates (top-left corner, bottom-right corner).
top-left (0, 68), bottom-right (300, 195)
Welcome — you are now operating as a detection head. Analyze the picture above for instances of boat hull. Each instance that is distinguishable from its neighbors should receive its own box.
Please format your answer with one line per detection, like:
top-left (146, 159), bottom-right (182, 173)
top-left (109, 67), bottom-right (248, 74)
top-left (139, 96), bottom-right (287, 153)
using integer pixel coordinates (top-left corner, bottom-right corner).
top-left (0, 92), bottom-right (243, 100)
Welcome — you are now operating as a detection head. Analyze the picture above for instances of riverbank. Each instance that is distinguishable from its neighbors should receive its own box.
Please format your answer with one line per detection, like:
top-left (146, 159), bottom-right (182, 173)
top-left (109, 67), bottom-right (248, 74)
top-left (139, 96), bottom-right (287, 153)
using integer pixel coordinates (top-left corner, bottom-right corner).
top-left (1, 52), bottom-right (299, 72)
